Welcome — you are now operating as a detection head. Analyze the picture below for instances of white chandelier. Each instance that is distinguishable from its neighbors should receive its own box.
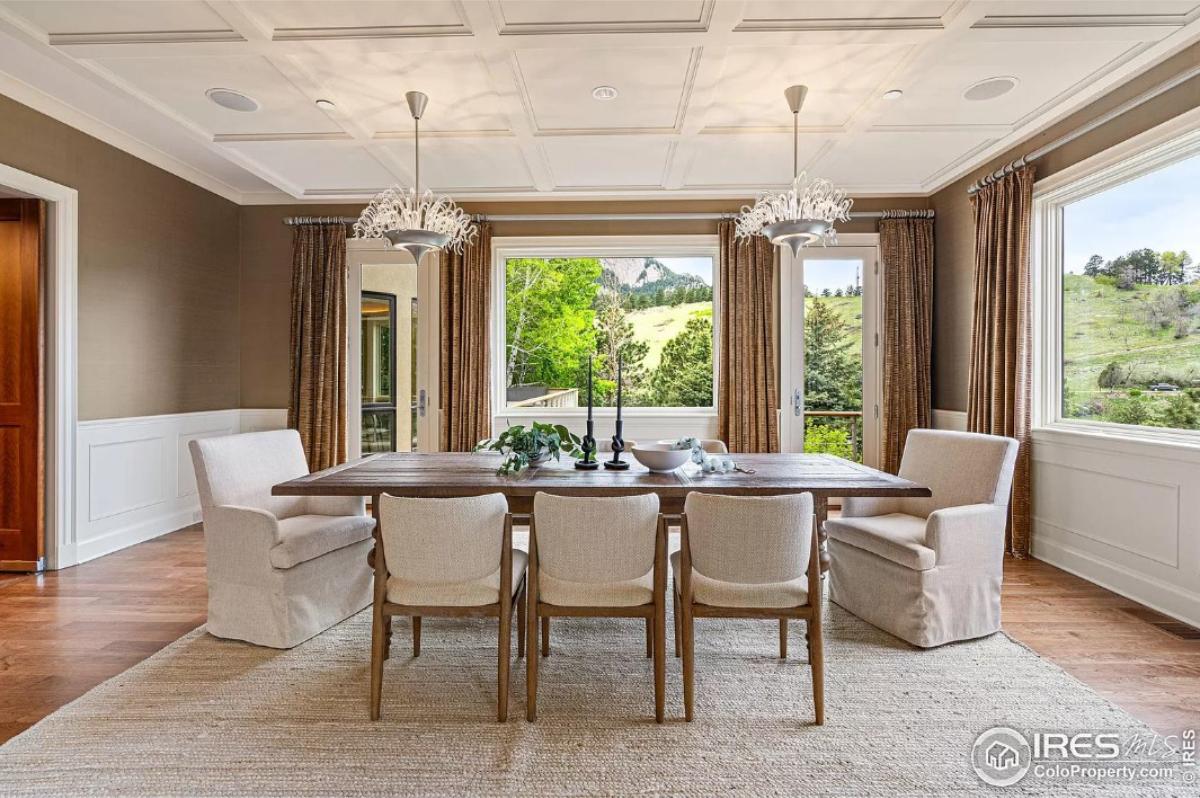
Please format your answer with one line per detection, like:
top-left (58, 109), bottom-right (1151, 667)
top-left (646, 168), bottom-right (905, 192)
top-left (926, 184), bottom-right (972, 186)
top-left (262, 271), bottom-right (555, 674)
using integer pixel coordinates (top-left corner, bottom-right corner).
top-left (354, 91), bottom-right (476, 262)
top-left (735, 85), bottom-right (853, 256)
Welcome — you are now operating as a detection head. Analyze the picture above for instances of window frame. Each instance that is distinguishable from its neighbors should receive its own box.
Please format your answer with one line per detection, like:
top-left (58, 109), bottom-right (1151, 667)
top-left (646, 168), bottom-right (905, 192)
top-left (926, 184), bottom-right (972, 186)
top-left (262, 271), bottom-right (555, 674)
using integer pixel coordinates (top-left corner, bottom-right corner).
top-left (1032, 107), bottom-right (1200, 448)
top-left (490, 234), bottom-right (721, 420)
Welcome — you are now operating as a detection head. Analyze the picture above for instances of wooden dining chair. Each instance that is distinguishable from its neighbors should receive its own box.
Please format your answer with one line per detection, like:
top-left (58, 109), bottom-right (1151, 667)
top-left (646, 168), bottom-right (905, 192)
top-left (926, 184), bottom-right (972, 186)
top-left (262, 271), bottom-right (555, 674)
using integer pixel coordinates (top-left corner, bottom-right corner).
top-left (369, 492), bottom-right (527, 722)
top-left (673, 492), bottom-right (823, 724)
top-left (526, 492), bottom-right (667, 723)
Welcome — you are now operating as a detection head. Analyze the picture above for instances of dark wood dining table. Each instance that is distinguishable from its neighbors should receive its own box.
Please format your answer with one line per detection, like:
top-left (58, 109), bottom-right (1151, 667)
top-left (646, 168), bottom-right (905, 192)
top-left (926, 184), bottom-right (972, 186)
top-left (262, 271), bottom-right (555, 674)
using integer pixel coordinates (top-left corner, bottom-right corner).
top-left (273, 452), bottom-right (929, 572)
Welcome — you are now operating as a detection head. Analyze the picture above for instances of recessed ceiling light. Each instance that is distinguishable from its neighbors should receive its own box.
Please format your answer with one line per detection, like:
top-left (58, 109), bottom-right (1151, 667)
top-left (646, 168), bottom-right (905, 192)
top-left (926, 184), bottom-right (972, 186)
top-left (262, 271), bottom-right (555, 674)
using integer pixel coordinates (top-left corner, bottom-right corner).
top-left (963, 76), bottom-right (1019, 102)
top-left (315, 99), bottom-right (336, 111)
top-left (205, 88), bottom-right (259, 112)
top-left (592, 85), bottom-right (618, 101)
top-left (882, 89), bottom-right (904, 100)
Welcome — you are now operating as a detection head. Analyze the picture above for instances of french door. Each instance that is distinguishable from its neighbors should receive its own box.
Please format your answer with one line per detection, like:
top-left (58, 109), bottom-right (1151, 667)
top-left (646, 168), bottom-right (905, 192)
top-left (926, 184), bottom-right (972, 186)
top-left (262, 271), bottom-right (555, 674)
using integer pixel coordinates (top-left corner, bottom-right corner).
top-left (780, 241), bottom-right (882, 467)
top-left (347, 241), bottom-right (439, 458)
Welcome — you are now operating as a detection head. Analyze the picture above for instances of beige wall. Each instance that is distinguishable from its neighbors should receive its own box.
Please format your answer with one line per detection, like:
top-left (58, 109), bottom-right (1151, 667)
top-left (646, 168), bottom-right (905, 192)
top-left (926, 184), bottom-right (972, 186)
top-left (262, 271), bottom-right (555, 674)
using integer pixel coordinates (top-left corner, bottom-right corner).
top-left (0, 94), bottom-right (241, 421)
top-left (929, 41), bottom-right (1200, 412)
top-left (237, 196), bottom-right (929, 409)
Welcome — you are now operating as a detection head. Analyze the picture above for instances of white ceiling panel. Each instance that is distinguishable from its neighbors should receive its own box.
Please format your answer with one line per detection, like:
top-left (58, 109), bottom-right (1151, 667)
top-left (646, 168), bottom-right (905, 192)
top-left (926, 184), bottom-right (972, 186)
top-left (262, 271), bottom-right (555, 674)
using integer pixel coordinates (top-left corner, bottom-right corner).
top-left (515, 47), bottom-right (696, 131)
top-left (240, 0), bottom-right (467, 34)
top-left (973, 0), bottom-right (1199, 16)
top-left (3, 1), bottom-right (232, 35)
top-left (814, 131), bottom-right (994, 187)
top-left (541, 137), bottom-right (674, 188)
top-left (683, 133), bottom-right (831, 187)
top-left (286, 51), bottom-right (509, 134)
top-left (872, 37), bottom-right (1137, 127)
top-left (497, 1), bottom-right (710, 28)
top-left (89, 55), bottom-right (344, 136)
top-left (740, 1), bottom-right (955, 24)
top-left (221, 141), bottom-right (394, 192)
top-left (378, 138), bottom-right (535, 190)
top-left (708, 44), bottom-right (914, 129)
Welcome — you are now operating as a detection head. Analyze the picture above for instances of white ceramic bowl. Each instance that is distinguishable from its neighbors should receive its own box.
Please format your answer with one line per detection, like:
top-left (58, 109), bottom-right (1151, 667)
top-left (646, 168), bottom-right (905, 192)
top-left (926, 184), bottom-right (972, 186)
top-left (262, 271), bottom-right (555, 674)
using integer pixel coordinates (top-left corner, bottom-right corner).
top-left (630, 443), bottom-right (691, 473)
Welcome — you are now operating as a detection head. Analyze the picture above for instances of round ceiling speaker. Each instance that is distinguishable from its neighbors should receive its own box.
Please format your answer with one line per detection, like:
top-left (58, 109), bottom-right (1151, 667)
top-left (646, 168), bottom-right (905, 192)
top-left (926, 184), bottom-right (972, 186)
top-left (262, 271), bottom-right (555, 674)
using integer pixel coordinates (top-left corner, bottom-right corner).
top-left (963, 76), bottom-right (1019, 102)
top-left (591, 85), bottom-right (618, 101)
top-left (205, 88), bottom-right (260, 112)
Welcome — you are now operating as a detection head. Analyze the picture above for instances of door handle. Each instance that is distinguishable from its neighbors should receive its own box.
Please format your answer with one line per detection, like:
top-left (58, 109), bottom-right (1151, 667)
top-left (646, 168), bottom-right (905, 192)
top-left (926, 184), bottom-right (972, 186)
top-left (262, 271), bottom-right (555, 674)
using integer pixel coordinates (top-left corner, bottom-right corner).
top-left (418, 388), bottom-right (427, 418)
top-left (792, 388), bottom-right (803, 417)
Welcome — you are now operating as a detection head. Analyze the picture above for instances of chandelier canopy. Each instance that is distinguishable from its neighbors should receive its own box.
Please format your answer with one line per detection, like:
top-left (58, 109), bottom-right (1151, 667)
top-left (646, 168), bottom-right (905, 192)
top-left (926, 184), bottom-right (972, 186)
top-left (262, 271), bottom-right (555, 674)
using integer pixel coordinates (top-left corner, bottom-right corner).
top-left (735, 85), bottom-right (853, 256)
top-left (354, 91), bottom-right (476, 262)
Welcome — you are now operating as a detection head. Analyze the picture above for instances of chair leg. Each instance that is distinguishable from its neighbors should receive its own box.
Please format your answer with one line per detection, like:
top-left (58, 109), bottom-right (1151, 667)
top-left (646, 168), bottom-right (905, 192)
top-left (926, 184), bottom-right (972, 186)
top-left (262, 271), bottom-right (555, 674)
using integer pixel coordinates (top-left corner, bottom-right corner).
top-left (498, 602), bottom-right (512, 723)
top-left (540, 616), bottom-right (550, 657)
top-left (516, 585), bottom-right (526, 658)
top-left (672, 587), bottom-right (681, 658)
top-left (779, 618), bottom-right (788, 659)
top-left (384, 615), bottom-right (393, 661)
top-left (811, 616), bottom-right (824, 726)
top-left (682, 602), bottom-right (695, 722)
top-left (412, 616), bottom-right (422, 657)
top-left (645, 617), bottom-right (653, 658)
top-left (369, 608), bottom-right (386, 721)
top-left (653, 607), bottom-right (665, 724)
top-left (527, 601), bottom-right (539, 722)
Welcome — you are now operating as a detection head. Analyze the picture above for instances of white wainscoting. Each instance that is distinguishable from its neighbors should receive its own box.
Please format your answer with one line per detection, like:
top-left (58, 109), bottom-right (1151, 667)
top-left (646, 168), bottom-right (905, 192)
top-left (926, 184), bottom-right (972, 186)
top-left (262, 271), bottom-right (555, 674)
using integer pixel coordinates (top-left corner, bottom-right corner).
top-left (69, 408), bottom-right (288, 567)
top-left (932, 409), bottom-right (968, 431)
top-left (1030, 427), bottom-right (1200, 628)
top-left (490, 410), bottom-right (720, 449)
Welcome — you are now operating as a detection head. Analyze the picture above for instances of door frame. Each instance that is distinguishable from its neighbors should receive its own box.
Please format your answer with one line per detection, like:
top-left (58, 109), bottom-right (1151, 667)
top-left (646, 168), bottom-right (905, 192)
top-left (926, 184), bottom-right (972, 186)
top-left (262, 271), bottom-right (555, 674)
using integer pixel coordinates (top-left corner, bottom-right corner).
top-left (779, 233), bottom-right (882, 465)
top-left (346, 240), bottom-right (439, 458)
top-left (0, 162), bottom-right (78, 570)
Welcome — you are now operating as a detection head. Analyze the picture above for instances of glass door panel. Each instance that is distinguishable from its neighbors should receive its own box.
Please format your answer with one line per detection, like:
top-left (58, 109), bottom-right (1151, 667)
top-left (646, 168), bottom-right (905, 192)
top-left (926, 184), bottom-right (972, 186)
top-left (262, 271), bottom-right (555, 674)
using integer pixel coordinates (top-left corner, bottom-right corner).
top-left (361, 292), bottom-right (397, 454)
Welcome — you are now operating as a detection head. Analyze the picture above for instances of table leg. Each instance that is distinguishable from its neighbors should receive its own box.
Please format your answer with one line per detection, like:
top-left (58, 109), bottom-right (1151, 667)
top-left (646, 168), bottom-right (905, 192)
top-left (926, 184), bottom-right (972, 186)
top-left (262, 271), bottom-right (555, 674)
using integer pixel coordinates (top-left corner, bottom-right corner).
top-left (815, 497), bottom-right (829, 575)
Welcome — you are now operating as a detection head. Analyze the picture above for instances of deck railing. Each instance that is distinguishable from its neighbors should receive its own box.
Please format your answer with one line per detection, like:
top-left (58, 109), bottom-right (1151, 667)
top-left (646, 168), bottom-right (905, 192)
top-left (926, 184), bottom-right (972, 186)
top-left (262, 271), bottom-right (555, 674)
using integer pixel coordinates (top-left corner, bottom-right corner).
top-left (507, 388), bottom-right (580, 409)
top-left (804, 409), bottom-right (863, 461)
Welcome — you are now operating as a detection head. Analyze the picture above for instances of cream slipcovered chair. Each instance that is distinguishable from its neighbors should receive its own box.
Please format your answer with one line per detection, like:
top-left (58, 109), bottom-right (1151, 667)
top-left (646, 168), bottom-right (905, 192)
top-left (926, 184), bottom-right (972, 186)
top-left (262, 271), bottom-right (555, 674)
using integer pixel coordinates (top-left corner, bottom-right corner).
top-left (826, 429), bottom-right (1019, 648)
top-left (189, 430), bottom-right (374, 649)
top-left (526, 492), bottom-right (667, 723)
top-left (673, 492), bottom-right (823, 724)
top-left (370, 493), bottom-right (527, 722)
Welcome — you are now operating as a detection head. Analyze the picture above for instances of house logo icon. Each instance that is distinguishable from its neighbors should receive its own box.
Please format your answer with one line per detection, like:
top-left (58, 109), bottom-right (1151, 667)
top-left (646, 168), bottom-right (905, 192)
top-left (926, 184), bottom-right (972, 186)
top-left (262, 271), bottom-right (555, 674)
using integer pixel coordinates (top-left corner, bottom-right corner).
top-left (972, 727), bottom-right (1032, 787)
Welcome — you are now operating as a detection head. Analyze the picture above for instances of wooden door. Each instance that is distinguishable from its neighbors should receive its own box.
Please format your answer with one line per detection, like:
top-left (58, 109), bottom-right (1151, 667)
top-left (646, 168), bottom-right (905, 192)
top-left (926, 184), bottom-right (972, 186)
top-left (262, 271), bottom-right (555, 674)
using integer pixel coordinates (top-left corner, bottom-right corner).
top-left (0, 199), bottom-right (44, 570)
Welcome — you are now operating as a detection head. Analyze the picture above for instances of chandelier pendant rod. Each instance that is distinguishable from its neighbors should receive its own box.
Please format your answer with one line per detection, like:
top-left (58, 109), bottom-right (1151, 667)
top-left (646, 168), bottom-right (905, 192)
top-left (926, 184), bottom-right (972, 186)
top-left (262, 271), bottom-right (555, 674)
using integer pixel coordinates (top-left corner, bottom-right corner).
top-left (793, 107), bottom-right (798, 180)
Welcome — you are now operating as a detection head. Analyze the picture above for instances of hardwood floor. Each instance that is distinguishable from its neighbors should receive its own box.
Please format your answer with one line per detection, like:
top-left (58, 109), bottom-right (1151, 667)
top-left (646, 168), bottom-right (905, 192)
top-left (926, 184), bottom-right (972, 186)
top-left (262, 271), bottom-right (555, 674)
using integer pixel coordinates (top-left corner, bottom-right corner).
top-left (0, 528), bottom-right (1195, 743)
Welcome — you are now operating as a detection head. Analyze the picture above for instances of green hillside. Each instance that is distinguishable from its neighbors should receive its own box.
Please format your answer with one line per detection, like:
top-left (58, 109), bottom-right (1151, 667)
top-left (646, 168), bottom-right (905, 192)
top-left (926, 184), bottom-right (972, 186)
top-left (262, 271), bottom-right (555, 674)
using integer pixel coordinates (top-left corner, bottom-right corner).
top-left (807, 295), bottom-right (863, 348)
top-left (627, 302), bottom-right (712, 372)
top-left (1063, 273), bottom-right (1200, 426)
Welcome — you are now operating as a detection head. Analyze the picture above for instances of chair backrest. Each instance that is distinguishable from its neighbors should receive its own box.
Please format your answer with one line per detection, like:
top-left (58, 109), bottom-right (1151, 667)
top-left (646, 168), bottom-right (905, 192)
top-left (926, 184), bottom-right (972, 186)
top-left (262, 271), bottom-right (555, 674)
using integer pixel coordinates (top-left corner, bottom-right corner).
top-left (188, 430), bottom-right (310, 519)
top-left (699, 439), bottom-right (728, 454)
top-left (683, 493), bottom-right (813, 584)
top-left (896, 429), bottom-right (1019, 518)
top-left (379, 493), bottom-right (509, 585)
top-left (532, 492), bottom-right (659, 583)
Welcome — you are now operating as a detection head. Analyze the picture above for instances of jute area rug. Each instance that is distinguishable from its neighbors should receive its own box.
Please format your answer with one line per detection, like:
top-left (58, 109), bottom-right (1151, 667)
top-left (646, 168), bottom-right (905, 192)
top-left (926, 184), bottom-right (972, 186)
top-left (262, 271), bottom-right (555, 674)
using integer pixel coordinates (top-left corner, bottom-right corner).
top-left (0, 602), bottom-right (1185, 797)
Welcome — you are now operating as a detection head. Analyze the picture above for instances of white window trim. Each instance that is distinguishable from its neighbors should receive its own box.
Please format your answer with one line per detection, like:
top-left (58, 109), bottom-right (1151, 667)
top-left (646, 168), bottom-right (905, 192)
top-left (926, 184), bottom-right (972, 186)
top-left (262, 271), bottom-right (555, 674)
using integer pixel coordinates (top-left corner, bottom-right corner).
top-left (490, 235), bottom-right (720, 420)
top-left (1032, 105), bottom-right (1200, 450)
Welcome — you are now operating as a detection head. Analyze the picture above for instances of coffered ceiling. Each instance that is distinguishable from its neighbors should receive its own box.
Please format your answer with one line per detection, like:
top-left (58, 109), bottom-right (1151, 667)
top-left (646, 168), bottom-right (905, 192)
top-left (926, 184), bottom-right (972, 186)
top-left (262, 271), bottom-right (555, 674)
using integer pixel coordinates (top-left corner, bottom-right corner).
top-left (0, 1), bottom-right (1197, 204)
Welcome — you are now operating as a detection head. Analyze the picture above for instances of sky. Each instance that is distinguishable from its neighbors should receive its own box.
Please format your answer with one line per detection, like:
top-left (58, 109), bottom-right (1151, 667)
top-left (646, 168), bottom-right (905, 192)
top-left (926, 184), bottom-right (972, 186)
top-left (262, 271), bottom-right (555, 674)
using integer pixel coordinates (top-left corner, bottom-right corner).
top-left (658, 256), bottom-right (712, 285)
top-left (803, 258), bottom-right (863, 295)
top-left (1064, 151), bottom-right (1200, 273)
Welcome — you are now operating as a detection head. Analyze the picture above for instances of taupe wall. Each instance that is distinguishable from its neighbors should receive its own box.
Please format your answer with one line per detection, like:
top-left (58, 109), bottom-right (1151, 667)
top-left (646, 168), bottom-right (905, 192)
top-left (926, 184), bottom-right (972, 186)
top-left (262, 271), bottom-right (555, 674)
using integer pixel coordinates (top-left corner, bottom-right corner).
top-left (0, 94), bottom-right (241, 421)
top-left (929, 41), bottom-right (1200, 412)
top-left (237, 196), bottom-right (929, 409)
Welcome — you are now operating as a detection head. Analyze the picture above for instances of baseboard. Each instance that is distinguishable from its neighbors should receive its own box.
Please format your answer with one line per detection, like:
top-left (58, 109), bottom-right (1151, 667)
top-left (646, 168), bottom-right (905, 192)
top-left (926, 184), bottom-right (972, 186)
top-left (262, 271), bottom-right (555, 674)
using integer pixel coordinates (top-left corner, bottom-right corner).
top-left (1032, 534), bottom-right (1200, 629)
top-left (65, 408), bottom-right (288, 568)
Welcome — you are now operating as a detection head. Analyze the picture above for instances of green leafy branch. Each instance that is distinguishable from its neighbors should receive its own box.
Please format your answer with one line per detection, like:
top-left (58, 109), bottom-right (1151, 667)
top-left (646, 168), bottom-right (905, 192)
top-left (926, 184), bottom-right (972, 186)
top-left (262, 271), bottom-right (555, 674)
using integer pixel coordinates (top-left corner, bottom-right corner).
top-left (475, 422), bottom-right (583, 474)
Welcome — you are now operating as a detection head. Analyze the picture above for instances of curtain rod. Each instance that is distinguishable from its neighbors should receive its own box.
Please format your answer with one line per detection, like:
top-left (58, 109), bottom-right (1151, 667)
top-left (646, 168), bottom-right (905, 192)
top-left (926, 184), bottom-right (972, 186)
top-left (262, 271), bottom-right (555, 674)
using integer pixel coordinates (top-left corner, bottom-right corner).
top-left (968, 62), bottom-right (1200, 195)
top-left (283, 209), bottom-right (932, 225)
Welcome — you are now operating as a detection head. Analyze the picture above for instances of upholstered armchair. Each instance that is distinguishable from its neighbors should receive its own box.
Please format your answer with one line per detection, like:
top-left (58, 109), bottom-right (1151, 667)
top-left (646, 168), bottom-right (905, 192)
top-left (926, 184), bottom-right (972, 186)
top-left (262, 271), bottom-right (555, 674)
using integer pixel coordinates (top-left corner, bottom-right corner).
top-left (825, 429), bottom-right (1019, 648)
top-left (189, 430), bottom-right (375, 649)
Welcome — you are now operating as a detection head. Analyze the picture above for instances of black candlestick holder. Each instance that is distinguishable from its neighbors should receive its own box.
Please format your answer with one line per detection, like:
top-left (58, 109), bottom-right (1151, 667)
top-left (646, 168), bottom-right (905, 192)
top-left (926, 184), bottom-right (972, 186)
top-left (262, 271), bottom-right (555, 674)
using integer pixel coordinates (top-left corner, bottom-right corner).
top-left (604, 420), bottom-right (630, 470)
top-left (574, 418), bottom-right (599, 470)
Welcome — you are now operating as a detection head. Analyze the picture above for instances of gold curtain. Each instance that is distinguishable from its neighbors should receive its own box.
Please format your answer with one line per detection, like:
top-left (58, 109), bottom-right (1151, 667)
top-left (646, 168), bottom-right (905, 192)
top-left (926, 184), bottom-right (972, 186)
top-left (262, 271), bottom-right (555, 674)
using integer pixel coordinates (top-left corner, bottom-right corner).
top-left (439, 222), bottom-right (493, 451)
top-left (967, 166), bottom-right (1035, 557)
top-left (879, 216), bottom-right (934, 474)
top-left (717, 220), bottom-right (779, 453)
top-left (288, 222), bottom-right (348, 470)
